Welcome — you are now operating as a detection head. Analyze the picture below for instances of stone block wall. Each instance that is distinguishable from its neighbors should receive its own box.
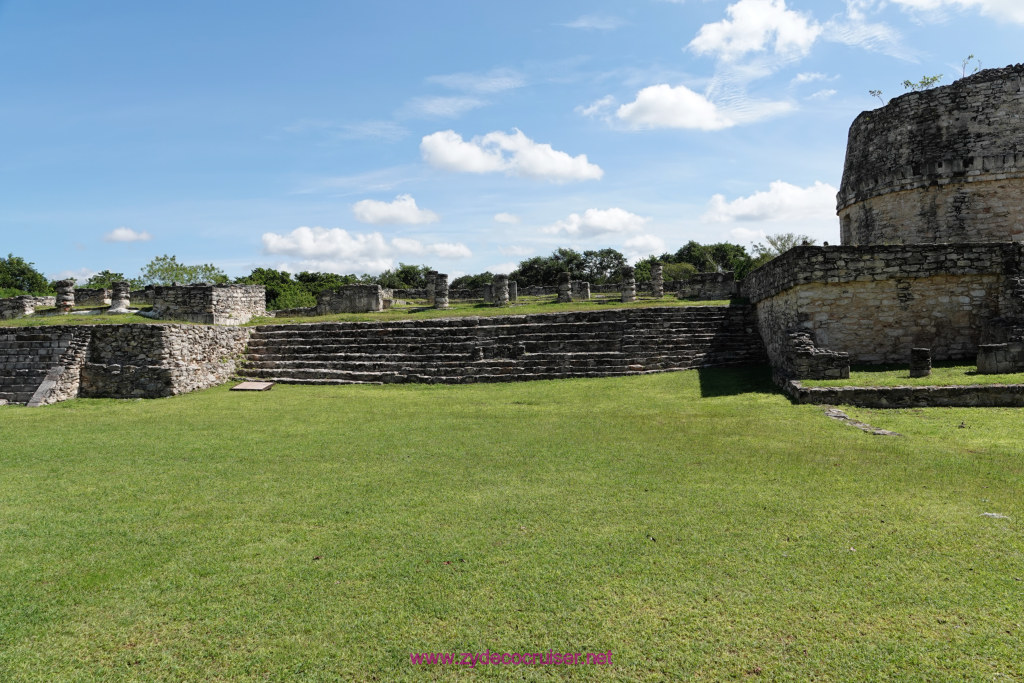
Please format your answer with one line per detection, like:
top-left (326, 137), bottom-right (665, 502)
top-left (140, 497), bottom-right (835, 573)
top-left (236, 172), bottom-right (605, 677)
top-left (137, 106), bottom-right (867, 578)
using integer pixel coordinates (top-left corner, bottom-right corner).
top-left (744, 244), bottom-right (1021, 372)
top-left (0, 296), bottom-right (56, 320)
top-left (677, 272), bottom-right (736, 300)
top-left (315, 284), bottom-right (385, 315)
top-left (80, 324), bottom-right (251, 399)
top-left (152, 284), bottom-right (266, 325)
top-left (74, 288), bottom-right (111, 307)
top-left (838, 64), bottom-right (1024, 245)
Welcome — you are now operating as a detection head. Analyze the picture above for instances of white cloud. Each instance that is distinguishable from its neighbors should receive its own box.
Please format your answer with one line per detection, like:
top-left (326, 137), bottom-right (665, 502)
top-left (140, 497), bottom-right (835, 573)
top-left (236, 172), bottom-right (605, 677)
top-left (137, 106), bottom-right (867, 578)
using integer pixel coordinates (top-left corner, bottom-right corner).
top-left (403, 96), bottom-right (487, 118)
top-left (486, 261), bottom-right (519, 275)
top-left (564, 14), bottom-right (625, 30)
top-left (262, 226), bottom-right (470, 275)
top-left (427, 68), bottom-right (525, 93)
top-left (689, 0), bottom-right (822, 61)
top-left (494, 212), bottom-right (520, 224)
top-left (543, 208), bottom-right (650, 237)
top-left (51, 267), bottom-right (96, 284)
top-left (623, 234), bottom-right (666, 255)
top-left (500, 245), bottom-right (533, 256)
top-left (576, 95), bottom-right (617, 118)
top-left (352, 194), bottom-right (440, 225)
top-left (428, 243), bottom-right (473, 259)
top-left (807, 88), bottom-right (837, 100)
top-left (890, 0), bottom-right (1024, 24)
top-left (792, 72), bottom-right (831, 84)
top-left (702, 180), bottom-right (837, 222)
top-left (420, 129), bottom-right (603, 182)
top-left (616, 83), bottom-right (792, 130)
top-left (104, 226), bottom-right (152, 243)
top-left (286, 119), bottom-right (409, 142)
top-left (728, 226), bottom-right (768, 243)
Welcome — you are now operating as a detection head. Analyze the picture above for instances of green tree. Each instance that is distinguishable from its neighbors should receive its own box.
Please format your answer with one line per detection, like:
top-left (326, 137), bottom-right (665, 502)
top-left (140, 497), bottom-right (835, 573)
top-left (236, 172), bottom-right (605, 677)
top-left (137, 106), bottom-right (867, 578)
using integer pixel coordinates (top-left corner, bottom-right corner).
top-left (372, 263), bottom-right (432, 289)
top-left (295, 271), bottom-right (359, 296)
top-left (0, 254), bottom-right (52, 295)
top-left (84, 270), bottom-right (127, 288)
top-left (581, 248), bottom-right (628, 284)
top-left (902, 74), bottom-right (943, 92)
top-left (751, 233), bottom-right (816, 261)
top-left (510, 248), bottom-right (586, 286)
top-left (138, 255), bottom-right (228, 285)
top-left (451, 272), bottom-right (495, 289)
top-left (236, 267), bottom-right (316, 311)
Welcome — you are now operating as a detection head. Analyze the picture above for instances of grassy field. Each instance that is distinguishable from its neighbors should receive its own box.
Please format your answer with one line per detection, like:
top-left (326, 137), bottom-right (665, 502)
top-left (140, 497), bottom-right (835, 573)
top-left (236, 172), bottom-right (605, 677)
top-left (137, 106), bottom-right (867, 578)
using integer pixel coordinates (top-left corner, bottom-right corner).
top-left (251, 295), bottom-right (732, 326)
top-left (1, 368), bottom-right (1021, 681)
top-left (802, 361), bottom-right (1024, 387)
top-left (0, 297), bottom-right (731, 328)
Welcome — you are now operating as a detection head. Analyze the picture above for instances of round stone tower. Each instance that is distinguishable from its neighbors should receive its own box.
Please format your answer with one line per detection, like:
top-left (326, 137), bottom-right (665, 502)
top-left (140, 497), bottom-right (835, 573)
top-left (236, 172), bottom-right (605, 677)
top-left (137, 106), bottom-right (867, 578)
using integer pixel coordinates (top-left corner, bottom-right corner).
top-left (837, 64), bottom-right (1024, 245)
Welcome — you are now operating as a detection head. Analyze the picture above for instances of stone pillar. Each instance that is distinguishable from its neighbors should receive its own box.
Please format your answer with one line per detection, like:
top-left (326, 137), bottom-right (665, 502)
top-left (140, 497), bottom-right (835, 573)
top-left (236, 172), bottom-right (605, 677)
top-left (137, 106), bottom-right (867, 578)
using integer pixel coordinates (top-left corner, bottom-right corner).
top-left (434, 273), bottom-right (449, 309)
top-left (652, 263), bottom-right (664, 298)
top-left (621, 267), bottom-right (636, 303)
top-left (483, 283), bottom-right (494, 303)
top-left (426, 270), bottom-right (437, 305)
top-left (509, 281), bottom-right (518, 302)
top-left (557, 272), bottom-right (572, 303)
top-left (492, 274), bottom-right (510, 306)
top-left (108, 281), bottom-right (131, 313)
top-left (909, 347), bottom-right (931, 378)
top-left (55, 279), bottom-right (75, 314)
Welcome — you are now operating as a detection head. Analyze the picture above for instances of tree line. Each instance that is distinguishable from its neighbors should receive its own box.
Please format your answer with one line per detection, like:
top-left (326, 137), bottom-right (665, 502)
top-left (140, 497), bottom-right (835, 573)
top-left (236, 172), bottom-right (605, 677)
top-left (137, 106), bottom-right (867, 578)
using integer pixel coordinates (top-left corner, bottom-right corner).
top-left (0, 233), bottom-right (813, 310)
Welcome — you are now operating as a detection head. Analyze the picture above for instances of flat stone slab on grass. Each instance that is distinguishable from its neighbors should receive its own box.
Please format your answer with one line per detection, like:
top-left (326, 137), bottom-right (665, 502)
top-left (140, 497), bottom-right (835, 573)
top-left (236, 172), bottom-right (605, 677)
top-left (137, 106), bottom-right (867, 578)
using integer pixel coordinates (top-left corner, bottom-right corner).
top-left (231, 381), bottom-right (275, 392)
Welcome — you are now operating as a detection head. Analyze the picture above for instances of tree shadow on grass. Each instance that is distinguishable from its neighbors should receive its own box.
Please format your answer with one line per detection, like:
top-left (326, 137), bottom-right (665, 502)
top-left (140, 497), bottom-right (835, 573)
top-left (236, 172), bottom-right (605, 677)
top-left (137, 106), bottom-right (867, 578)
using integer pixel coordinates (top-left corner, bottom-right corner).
top-left (698, 364), bottom-right (778, 398)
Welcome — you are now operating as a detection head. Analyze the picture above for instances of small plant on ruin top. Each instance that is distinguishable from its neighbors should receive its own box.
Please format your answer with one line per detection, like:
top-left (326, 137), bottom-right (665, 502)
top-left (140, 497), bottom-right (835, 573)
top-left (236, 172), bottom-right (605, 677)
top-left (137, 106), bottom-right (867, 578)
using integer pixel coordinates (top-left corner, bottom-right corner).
top-left (902, 74), bottom-right (943, 92)
top-left (961, 54), bottom-right (981, 78)
top-left (868, 89), bottom-right (884, 104)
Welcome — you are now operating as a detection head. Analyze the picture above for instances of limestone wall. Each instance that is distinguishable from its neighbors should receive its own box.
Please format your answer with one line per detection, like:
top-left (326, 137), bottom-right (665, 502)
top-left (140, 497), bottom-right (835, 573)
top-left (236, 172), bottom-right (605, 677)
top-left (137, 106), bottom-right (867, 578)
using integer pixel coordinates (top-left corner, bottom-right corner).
top-left (80, 324), bottom-right (250, 398)
top-left (0, 296), bottom-right (55, 319)
top-left (315, 285), bottom-right (384, 315)
top-left (677, 272), bottom-right (736, 300)
top-left (74, 288), bottom-right (111, 307)
top-left (838, 64), bottom-right (1024, 245)
top-left (152, 284), bottom-right (265, 325)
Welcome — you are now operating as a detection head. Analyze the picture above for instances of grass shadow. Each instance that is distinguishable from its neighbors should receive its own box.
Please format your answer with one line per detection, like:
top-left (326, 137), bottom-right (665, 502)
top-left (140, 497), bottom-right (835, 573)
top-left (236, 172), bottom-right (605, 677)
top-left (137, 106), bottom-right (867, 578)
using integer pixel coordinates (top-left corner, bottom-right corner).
top-left (698, 364), bottom-right (777, 397)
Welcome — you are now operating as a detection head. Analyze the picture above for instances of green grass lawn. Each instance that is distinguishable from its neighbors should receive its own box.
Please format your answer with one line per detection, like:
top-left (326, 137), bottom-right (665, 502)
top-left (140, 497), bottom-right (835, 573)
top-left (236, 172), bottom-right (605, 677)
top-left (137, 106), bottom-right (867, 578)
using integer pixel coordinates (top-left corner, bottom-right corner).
top-left (802, 361), bottom-right (1024, 387)
top-left (253, 295), bottom-right (732, 326)
top-left (1, 369), bottom-right (1021, 681)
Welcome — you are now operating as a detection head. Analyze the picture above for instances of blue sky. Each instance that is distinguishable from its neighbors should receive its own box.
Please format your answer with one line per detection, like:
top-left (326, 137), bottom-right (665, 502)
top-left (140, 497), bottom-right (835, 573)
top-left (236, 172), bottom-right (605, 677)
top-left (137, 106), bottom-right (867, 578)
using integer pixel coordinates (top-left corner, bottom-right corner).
top-left (2, 0), bottom-right (1021, 281)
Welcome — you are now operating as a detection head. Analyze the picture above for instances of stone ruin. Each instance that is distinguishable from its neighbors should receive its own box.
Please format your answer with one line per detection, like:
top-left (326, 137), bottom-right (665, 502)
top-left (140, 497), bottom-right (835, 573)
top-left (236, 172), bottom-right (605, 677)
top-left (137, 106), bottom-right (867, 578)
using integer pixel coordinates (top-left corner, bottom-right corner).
top-left (746, 64), bottom-right (1024, 380)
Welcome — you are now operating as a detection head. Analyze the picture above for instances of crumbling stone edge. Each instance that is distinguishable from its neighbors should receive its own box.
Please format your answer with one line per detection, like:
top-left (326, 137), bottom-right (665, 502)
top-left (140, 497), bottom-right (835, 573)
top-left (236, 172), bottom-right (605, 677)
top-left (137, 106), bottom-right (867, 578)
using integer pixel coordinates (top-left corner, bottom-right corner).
top-left (782, 378), bottom-right (1024, 408)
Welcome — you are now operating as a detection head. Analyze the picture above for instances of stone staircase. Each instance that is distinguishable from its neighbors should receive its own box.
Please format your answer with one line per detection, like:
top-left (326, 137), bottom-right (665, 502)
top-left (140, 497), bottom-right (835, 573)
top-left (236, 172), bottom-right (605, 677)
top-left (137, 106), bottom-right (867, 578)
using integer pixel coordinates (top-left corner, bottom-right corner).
top-left (238, 306), bottom-right (766, 385)
top-left (0, 328), bottom-right (88, 405)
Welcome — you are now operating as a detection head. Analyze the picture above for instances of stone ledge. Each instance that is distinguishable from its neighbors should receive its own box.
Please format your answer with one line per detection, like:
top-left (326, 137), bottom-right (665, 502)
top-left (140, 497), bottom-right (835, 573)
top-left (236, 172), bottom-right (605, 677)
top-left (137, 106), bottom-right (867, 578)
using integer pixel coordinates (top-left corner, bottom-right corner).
top-left (782, 378), bottom-right (1024, 408)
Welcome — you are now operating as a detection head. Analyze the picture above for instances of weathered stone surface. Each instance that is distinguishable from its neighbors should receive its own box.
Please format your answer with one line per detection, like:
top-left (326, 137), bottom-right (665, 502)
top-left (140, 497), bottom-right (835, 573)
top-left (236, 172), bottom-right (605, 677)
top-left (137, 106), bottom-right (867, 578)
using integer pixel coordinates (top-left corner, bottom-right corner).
top-left (0, 296), bottom-right (55, 320)
top-left (434, 273), bottom-right (449, 309)
top-left (784, 378), bottom-right (1024, 408)
top-left (838, 64), bottom-right (1024, 245)
top-left (316, 285), bottom-right (384, 315)
top-left (977, 342), bottom-right (1024, 373)
top-left (571, 280), bottom-right (590, 300)
top-left (909, 347), bottom-right (931, 377)
top-left (557, 272), bottom-right (572, 303)
top-left (621, 268), bottom-right (636, 303)
top-left (108, 281), bottom-right (131, 314)
top-left (493, 274), bottom-right (510, 306)
top-left (74, 288), bottom-right (111, 307)
top-left (153, 284), bottom-right (266, 324)
top-left (55, 280), bottom-right (75, 314)
top-left (426, 271), bottom-right (437, 306)
top-left (677, 272), bottom-right (736, 300)
top-left (509, 281), bottom-right (518, 302)
top-left (651, 264), bottom-right (664, 298)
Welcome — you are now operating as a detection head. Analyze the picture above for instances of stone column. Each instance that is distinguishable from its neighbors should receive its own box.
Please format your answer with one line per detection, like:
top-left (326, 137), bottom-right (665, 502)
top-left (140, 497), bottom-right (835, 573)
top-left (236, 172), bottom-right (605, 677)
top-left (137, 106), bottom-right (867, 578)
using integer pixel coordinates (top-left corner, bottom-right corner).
top-left (492, 274), bottom-right (510, 306)
top-left (509, 280), bottom-right (518, 302)
top-left (909, 347), bottom-right (931, 377)
top-left (557, 272), bottom-right (572, 303)
top-left (483, 283), bottom-right (494, 303)
top-left (426, 270), bottom-right (437, 305)
top-left (55, 279), bottom-right (75, 314)
top-left (652, 263), bottom-right (664, 298)
top-left (108, 281), bottom-right (131, 313)
top-left (434, 273), bottom-right (449, 309)
top-left (621, 267), bottom-right (636, 303)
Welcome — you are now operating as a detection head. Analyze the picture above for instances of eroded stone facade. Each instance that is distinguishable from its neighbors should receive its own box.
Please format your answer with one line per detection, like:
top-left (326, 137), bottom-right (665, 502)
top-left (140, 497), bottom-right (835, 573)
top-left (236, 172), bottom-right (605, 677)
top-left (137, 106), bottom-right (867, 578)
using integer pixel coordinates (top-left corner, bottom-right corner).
top-left (152, 284), bottom-right (266, 324)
